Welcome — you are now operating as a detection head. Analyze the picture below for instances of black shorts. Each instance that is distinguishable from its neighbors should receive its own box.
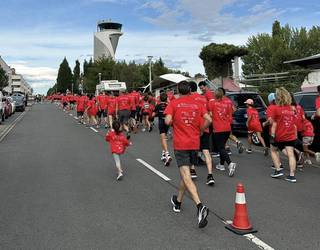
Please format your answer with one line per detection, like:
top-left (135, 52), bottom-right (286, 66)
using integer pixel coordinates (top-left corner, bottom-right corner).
top-left (70, 101), bottom-right (76, 104)
top-left (97, 110), bottom-right (108, 118)
top-left (158, 119), bottom-right (169, 134)
top-left (130, 110), bottom-right (136, 119)
top-left (200, 132), bottom-right (210, 150)
top-left (63, 102), bottom-right (68, 107)
top-left (142, 112), bottom-right (150, 117)
top-left (77, 111), bottom-right (84, 117)
top-left (272, 140), bottom-right (296, 151)
top-left (174, 150), bottom-right (198, 167)
top-left (118, 110), bottom-right (130, 124)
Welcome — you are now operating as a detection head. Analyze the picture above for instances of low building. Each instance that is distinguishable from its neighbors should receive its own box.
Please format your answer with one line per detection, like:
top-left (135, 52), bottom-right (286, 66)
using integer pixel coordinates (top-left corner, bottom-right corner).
top-left (0, 55), bottom-right (13, 92)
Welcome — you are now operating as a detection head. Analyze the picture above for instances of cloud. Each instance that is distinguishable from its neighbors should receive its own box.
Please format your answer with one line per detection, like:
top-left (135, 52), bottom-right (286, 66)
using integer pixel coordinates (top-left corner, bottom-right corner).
top-left (10, 62), bottom-right (57, 82)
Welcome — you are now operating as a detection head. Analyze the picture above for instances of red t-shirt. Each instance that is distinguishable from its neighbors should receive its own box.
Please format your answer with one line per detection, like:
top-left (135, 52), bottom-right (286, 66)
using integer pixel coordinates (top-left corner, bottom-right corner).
top-left (190, 92), bottom-right (209, 133)
top-left (117, 94), bottom-right (131, 111)
top-left (208, 98), bottom-right (233, 132)
top-left (140, 101), bottom-right (154, 116)
top-left (128, 94), bottom-right (137, 111)
top-left (301, 119), bottom-right (314, 137)
top-left (316, 96), bottom-right (320, 110)
top-left (266, 104), bottom-right (277, 119)
top-left (247, 107), bottom-right (262, 132)
top-left (272, 105), bottom-right (297, 142)
top-left (167, 91), bottom-right (176, 102)
top-left (204, 89), bottom-right (214, 101)
top-left (61, 96), bottom-right (68, 103)
top-left (107, 97), bottom-right (117, 114)
top-left (97, 95), bottom-right (108, 110)
top-left (86, 99), bottom-right (97, 116)
top-left (131, 91), bottom-right (140, 106)
top-left (105, 131), bottom-right (130, 154)
top-left (77, 96), bottom-right (86, 112)
top-left (295, 105), bottom-right (305, 132)
top-left (164, 95), bottom-right (206, 150)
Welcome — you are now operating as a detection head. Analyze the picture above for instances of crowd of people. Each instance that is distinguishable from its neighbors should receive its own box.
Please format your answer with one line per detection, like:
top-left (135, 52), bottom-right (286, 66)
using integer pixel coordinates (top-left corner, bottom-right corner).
top-left (49, 83), bottom-right (320, 229)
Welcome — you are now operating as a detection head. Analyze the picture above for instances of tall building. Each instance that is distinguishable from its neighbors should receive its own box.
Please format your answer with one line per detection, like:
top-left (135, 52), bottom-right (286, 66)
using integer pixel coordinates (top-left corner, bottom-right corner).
top-left (93, 20), bottom-right (123, 61)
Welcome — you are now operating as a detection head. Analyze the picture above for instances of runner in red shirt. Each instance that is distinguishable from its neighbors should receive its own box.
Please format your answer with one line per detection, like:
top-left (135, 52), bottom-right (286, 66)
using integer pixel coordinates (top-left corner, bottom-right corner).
top-left (300, 118), bottom-right (320, 164)
top-left (313, 85), bottom-right (320, 119)
top-left (97, 91), bottom-right (109, 128)
top-left (270, 87), bottom-right (297, 183)
top-left (164, 81), bottom-right (211, 228)
top-left (76, 93), bottom-right (87, 124)
top-left (116, 91), bottom-right (131, 138)
top-left (189, 81), bottom-right (215, 185)
top-left (128, 90), bottom-right (138, 133)
top-left (107, 92), bottom-right (117, 129)
top-left (105, 120), bottom-right (131, 180)
top-left (208, 88), bottom-right (237, 177)
top-left (245, 99), bottom-right (268, 155)
top-left (85, 94), bottom-right (98, 127)
top-left (140, 95), bottom-right (153, 132)
top-left (61, 94), bottom-right (68, 110)
top-left (198, 81), bottom-right (214, 101)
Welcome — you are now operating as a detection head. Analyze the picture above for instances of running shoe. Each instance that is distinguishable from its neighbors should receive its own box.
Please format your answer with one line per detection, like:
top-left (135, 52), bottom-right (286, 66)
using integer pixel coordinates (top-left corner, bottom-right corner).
top-left (246, 148), bottom-right (253, 154)
top-left (149, 126), bottom-right (153, 132)
top-left (315, 152), bottom-right (320, 163)
top-left (271, 170), bottom-right (284, 178)
top-left (116, 172), bottom-right (123, 181)
top-left (197, 205), bottom-right (209, 228)
top-left (206, 175), bottom-right (215, 186)
top-left (171, 195), bottom-right (181, 213)
top-left (215, 164), bottom-right (225, 171)
top-left (237, 141), bottom-right (244, 154)
top-left (263, 147), bottom-right (269, 156)
top-left (285, 175), bottom-right (297, 183)
top-left (164, 155), bottom-right (172, 167)
top-left (142, 128), bottom-right (146, 132)
top-left (304, 159), bottom-right (312, 165)
top-left (190, 169), bottom-right (197, 179)
top-left (271, 164), bottom-right (284, 170)
top-left (228, 162), bottom-right (237, 177)
top-left (161, 155), bottom-right (166, 162)
top-left (226, 147), bottom-right (232, 155)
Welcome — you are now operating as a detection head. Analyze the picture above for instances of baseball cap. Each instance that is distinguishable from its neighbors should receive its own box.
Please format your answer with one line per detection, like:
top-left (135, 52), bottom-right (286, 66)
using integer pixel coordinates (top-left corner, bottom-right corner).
top-left (244, 99), bottom-right (254, 105)
top-left (268, 93), bottom-right (276, 103)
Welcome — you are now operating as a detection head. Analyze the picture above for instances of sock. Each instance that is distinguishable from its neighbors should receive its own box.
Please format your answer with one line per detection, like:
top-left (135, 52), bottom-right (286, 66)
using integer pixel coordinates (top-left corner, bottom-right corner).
top-left (196, 203), bottom-right (203, 210)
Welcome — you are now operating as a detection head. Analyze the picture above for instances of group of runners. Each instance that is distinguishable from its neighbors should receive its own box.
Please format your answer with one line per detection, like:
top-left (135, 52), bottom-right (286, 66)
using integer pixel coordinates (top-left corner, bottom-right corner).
top-left (49, 82), bottom-right (320, 229)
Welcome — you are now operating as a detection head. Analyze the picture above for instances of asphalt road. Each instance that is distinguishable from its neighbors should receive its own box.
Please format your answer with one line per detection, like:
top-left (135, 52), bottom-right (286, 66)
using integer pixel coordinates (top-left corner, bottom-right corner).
top-left (0, 103), bottom-right (319, 249)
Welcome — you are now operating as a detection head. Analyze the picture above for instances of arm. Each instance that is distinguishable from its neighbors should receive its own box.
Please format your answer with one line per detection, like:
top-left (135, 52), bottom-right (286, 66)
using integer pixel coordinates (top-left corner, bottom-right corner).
top-left (202, 113), bottom-right (212, 131)
top-left (246, 115), bottom-right (252, 127)
top-left (165, 114), bottom-right (173, 126)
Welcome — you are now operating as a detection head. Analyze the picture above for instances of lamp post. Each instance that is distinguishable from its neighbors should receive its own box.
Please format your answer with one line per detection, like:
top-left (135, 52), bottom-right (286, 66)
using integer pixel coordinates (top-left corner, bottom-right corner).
top-left (98, 73), bottom-right (102, 84)
top-left (147, 56), bottom-right (153, 92)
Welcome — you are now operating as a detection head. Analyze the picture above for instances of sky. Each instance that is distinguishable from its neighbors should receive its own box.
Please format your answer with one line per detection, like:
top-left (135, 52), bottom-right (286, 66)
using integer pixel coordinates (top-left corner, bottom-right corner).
top-left (0, 0), bottom-right (320, 94)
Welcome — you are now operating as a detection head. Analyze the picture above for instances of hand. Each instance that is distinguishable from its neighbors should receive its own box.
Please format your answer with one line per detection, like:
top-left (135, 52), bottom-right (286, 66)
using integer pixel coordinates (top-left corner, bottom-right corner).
top-left (311, 114), bottom-right (315, 120)
top-left (129, 142), bottom-right (133, 146)
top-left (269, 135), bottom-right (275, 145)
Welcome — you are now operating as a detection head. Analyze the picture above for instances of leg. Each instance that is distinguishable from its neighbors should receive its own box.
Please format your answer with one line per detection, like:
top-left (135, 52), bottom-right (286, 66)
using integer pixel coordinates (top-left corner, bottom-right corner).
top-left (257, 132), bottom-right (266, 148)
top-left (247, 133), bottom-right (252, 150)
top-left (270, 145), bottom-right (281, 170)
top-left (179, 166), bottom-right (201, 205)
top-left (113, 154), bottom-right (123, 173)
top-left (285, 146), bottom-right (296, 176)
top-left (202, 149), bottom-right (213, 174)
top-left (160, 133), bottom-right (168, 152)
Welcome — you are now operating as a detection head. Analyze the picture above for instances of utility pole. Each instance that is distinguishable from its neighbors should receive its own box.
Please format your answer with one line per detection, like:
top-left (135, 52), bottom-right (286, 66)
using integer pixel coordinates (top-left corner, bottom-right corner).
top-left (147, 56), bottom-right (153, 92)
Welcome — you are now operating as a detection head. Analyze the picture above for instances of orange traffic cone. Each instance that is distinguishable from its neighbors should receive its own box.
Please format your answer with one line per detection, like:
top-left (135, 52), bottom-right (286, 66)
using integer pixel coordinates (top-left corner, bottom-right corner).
top-left (225, 183), bottom-right (257, 235)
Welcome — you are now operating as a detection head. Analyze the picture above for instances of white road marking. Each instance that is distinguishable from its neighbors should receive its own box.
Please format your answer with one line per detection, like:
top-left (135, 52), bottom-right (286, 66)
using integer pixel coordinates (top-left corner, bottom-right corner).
top-left (90, 127), bottom-right (98, 133)
top-left (224, 220), bottom-right (274, 250)
top-left (0, 111), bottom-right (27, 142)
top-left (136, 159), bottom-right (171, 181)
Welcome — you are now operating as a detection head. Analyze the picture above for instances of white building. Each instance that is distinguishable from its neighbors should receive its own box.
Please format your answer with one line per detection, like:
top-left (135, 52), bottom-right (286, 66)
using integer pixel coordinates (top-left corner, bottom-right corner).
top-left (11, 74), bottom-right (33, 95)
top-left (0, 55), bottom-right (13, 92)
top-left (93, 20), bottom-right (123, 61)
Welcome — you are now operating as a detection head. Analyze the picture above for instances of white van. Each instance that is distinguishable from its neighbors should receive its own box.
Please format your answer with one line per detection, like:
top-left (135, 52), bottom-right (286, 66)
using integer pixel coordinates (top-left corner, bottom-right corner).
top-left (96, 80), bottom-right (127, 95)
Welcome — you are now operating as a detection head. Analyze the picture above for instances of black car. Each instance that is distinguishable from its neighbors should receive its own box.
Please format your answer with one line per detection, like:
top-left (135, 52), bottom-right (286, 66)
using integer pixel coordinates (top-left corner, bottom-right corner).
top-left (227, 92), bottom-right (267, 134)
top-left (294, 91), bottom-right (320, 151)
top-left (12, 94), bottom-right (25, 112)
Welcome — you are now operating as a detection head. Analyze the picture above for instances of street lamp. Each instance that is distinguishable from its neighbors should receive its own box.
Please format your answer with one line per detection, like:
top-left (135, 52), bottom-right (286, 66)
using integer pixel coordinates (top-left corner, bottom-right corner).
top-left (147, 56), bottom-right (153, 92)
top-left (98, 73), bottom-right (102, 84)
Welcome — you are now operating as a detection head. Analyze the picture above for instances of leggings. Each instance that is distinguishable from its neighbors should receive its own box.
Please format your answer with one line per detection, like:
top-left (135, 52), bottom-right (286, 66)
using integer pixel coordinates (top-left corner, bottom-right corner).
top-left (214, 131), bottom-right (231, 165)
top-left (112, 153), bottom-right (121, 169)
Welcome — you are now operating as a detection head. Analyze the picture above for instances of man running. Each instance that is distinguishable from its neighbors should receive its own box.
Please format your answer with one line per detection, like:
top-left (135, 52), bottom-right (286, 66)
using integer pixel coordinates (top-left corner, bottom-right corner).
top-left (97, 91), bottom-right (109, 128)
top-left (165, 81), bottom-right (211, 228)
top-left (116, 91), bottom-right (131, 139)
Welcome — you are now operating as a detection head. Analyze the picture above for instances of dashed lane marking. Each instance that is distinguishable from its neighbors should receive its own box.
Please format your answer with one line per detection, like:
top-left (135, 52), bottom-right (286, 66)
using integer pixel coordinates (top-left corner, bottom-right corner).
top-left (136, 159), bottom-right (171, 181)
top-left (224, 221), bottom-right (274, 250)
top-left (90, 127), bottom-right (99, 133)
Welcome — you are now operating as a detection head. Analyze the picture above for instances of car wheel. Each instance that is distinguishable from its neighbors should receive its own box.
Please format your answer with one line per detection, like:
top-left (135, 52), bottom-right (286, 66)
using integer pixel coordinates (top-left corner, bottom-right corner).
top-left (251, 133), bottom-right (261, 146)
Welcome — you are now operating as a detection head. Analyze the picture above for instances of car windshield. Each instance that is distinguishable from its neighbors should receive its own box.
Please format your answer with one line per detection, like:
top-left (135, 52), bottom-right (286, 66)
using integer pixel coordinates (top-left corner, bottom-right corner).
top-left (228, 94), bottom-right (265, 109)
top-left (12, 96), bottom-right (23, 101)
top-left (296, 94), bottom-right (317, 111)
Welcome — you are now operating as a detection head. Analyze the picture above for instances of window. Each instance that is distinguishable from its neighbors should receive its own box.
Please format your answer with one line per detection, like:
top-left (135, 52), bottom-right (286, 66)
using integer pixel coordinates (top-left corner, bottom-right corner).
top-left (299, 95), bottom-right (317, 111)
top-left (228, 94), bottom-right (265, 108)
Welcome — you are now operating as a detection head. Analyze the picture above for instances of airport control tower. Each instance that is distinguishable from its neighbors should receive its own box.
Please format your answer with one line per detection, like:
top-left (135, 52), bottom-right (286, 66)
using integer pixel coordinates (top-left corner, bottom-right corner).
top-left (94, 20), bottom-right (123, 61)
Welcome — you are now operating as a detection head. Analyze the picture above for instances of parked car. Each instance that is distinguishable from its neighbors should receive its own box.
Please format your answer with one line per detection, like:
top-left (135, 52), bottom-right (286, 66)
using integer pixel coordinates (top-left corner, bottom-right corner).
top-left (7, 97), bottom-right (16, 114)
top-left (226, 91), bottom-right (267, 134)
top-left (2, 97), bottom-right (13, 119)
top-left (12, 94), bottom-right (26, 112)
top-left (0, 91), bottom-right (5, 123)
top-left (294, 91), bottom-right (320, 151)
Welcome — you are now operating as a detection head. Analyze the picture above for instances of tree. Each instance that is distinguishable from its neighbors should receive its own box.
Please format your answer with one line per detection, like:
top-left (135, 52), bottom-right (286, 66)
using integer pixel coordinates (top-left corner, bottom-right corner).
top-left (199, 43), bottom-right (248, 79)
top-left (0, 67), bottom-right (9, 91)
top-left (56, 57), bottom-right (73, 93)
top-left (73, 60), bottom-right (80, 93)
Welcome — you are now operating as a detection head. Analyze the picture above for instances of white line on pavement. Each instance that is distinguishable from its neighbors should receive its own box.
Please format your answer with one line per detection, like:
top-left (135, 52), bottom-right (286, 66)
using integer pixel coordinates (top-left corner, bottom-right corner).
top-left (90, 127), bottom-right (98, 133)
top-left (224, 220), bottom-right (274, 250)
top-left (0, 111), bottom-right (26, 142)
top-left (136, 159), bottom-right (171, 181)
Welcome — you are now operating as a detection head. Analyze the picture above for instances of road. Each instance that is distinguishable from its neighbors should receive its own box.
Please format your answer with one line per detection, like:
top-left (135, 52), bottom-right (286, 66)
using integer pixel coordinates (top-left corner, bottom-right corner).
top-left (0, 103), bottom-right (319, 249)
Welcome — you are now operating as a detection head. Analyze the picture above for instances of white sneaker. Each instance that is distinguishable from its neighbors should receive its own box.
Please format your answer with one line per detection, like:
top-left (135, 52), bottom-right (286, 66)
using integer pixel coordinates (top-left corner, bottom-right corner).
top-left (117, 172), bottom-right (123, 181)
top-left (315, 152), bottom-right (320, 163)
top-left (228, 162), bottom-right (237, 177)
top-left (215, 164), bottom-right (225, 171)
top-left (142, 128), bottom-right (146, 132)
top-left (304, 159), bottom-right (312, 165)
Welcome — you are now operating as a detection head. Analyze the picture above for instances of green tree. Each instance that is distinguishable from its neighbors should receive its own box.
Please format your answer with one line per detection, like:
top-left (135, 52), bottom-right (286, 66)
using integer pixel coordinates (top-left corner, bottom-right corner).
top-left (56, 57), bottom-right (73, 93)
top-left (199, 43), bottom-right (248, 79)
top-left (73, 60), bottom-right (80, 93)
top-left (0, 67), bottom-right (9, 91)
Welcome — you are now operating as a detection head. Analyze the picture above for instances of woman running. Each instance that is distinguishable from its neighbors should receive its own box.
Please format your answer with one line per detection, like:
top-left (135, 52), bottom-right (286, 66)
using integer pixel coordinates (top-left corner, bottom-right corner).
top-left (107, 92), bottom-right (117, 130)
top-left (85, 94), bottom-right (98, 127)
top-left (140, 95), bottom-right (153, 132)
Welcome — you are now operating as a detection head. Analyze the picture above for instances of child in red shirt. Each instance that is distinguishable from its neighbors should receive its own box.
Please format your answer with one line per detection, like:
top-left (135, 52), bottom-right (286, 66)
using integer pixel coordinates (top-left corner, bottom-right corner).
top-left (105, 120), bottom-right (131, 180)
top-left (301, 119), bottom-right (320, 163)
top-left (244, 99), bottom-right (268, 155)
